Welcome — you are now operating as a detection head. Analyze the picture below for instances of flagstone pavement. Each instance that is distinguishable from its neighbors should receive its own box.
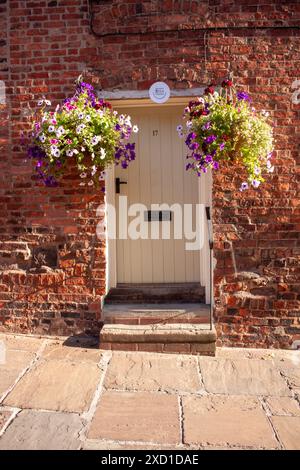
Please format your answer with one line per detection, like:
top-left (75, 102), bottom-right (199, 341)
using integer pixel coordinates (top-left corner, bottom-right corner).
top-left (0, 332), bottom-right (299, 450)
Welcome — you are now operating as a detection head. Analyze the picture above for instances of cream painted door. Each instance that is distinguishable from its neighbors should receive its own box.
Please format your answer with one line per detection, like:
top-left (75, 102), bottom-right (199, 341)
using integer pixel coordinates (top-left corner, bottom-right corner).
top-left (115, 106), bottom-right (200, 283)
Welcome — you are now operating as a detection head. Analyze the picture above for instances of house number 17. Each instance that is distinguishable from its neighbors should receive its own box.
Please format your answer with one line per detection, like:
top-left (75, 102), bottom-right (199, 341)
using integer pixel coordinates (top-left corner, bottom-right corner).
top-left (153, 130), bottom-right (159, 136)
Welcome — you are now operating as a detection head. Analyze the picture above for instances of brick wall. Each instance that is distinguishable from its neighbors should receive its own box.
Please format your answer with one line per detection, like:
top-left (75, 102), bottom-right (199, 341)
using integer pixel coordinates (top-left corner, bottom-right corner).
top-left (0, 0), bottom-right (299, 348)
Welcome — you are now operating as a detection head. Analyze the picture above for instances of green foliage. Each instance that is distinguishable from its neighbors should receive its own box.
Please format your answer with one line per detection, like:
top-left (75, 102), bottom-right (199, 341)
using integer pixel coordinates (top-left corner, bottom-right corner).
top-left (180, 83), bottom-right (274, 190)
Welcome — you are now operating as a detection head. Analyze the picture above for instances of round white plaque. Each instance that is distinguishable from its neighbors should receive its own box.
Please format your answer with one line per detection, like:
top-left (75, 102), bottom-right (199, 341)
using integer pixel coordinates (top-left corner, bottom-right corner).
top-left (149, 82), bottom-right (171, 104)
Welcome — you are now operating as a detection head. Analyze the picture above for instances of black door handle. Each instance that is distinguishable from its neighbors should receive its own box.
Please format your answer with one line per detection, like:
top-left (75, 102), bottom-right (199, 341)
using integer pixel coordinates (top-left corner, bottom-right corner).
top-left (115, 177), bottom-right (127, 194)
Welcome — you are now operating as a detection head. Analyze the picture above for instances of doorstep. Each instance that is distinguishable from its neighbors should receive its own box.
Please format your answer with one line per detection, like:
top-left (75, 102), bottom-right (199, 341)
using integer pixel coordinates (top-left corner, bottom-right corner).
top-left (99, 322), bottom-right (217, 356)
top-left (102, 303), bottom-right (211, 325)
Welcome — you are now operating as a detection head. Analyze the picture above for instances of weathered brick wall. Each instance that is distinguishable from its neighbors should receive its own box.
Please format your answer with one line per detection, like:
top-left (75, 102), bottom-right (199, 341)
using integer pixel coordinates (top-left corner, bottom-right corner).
top-left (0, 0), bottom-right (299, 347)
top-left (0, 0), bottom-right (105, 336)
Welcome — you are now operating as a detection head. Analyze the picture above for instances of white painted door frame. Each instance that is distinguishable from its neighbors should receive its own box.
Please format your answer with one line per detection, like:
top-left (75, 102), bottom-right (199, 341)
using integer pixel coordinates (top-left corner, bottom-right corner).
top-left (105, 96), bottom-right (212, 303)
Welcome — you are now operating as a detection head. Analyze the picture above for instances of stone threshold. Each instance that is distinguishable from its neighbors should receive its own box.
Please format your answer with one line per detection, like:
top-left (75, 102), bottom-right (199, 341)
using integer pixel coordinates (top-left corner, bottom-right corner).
top-left (99, 323), bottom-right (216, 356)
top-left (103, 303), bottom-right (210, 325)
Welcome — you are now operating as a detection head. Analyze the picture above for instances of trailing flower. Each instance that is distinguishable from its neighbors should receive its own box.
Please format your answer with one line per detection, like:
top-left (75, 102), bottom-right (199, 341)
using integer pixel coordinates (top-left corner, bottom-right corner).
top-left (25, 81), bottom-right (138, 187)
top-left (178, 81), bottom-right (274, 191)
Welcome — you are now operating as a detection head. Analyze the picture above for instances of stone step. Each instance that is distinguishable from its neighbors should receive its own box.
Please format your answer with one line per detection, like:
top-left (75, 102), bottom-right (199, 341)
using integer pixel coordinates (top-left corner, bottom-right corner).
top-left (105, 283), bottom-right (205, 304)
top-left (99, 323), bottom-right (216, 356)
top-left (103, 303), bottom-right (210, 325)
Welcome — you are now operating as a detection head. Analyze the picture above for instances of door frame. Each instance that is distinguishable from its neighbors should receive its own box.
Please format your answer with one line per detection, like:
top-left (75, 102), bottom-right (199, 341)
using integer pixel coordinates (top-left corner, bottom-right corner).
top-left (105, 97), bottom-right (212, 303)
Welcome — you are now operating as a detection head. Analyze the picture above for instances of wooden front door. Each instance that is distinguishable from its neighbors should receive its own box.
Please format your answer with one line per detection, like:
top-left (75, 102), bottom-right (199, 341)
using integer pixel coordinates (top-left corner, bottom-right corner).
top-left (115, 105), bottom-right (201, 284)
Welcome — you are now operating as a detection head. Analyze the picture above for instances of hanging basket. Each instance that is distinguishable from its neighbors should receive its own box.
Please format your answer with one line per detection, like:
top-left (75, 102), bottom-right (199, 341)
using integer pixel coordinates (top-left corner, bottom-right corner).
top-left (178, 80), bottom-right (274, 191)
top-left (24, 81), bottom-right (138, 187)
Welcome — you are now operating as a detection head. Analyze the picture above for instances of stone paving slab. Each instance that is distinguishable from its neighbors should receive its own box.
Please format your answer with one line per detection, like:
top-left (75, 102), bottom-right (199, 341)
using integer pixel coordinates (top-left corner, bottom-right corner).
top-left (216, 347), bottom-right (298, 362)
top-left (88, 391), bottom-right (180, 444)
top-left (0, 410), bottom-right (83, 450)
top-left (0, 350), bottom-right (35, 398)
top-left (42, 341), bottom-right (102, 363)
top-left (265, 397), bottom-right (300, 417)
top-left (0, 408), bottom-right (13, 434)
top-left (199, 357), bottom-right (291, 396)
top-left (279, 365), bottom-right (300, 391)
top-left (104, 351), bottom-right (202, 393)
top-left (271, 416), bottom-right (300, 450)
top-left (182, 395), bottom-right (279, 449)
top-left (84, 440), bottom-right (181, 450)
top-left (4, 358), bottom-right (101, 413)
top-left (0, 334), bottom-right (44, 352)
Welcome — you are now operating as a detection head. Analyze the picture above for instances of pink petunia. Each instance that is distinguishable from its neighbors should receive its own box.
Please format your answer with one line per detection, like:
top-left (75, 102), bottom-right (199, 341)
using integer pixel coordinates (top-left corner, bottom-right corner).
top-left (52, 119), bottom-right (57, 125)
top-left (50, 139), bottom-right (58, 144)
top-left (66, 139), bottom-right (72, 145)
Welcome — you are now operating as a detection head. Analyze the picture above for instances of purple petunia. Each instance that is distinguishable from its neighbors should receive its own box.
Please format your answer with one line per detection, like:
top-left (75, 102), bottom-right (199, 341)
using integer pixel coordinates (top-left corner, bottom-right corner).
top-left (202, 121), bottom-right (211, 131)
top-left (204, 135), bottom-right (217, 145)
top-left (190, 142), bottom-right (200, 150)
top-left (185, 132), bottom-right (197, 146)
top-left (28, 146), bottom-right (46, 159)
top-left (237, 91), bottom-right (251, 102)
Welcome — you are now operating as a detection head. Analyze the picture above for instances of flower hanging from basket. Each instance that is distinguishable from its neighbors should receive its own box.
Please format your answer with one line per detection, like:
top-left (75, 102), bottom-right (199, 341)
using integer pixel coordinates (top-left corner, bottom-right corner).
top-left (25, 81), bottom-right (138, 187)
top-left (178, 80), bottom-right (274, 191)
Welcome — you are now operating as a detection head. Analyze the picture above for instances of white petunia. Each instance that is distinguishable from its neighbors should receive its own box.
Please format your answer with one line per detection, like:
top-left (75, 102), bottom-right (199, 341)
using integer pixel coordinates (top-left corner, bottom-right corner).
top-left (78, 112), bottom-right (84, 119)
top-left (132, 125), bottom-right (139, 133)
top-left (85, 115), bottom-right (91, 122)
top-left (254, 166), bottom-right (261, 176)
top-left (186, 121), bottom-right (193, 128)
top-left (88, 180), bottom-right (94, 186)
top-left (45, 100), bottom-right (51, 106)
top-left (91, 135), bottom-right (100, 146)
top-left (261, 109), bottom-right (270, 117)
top-left (91, 165), bottom-right (97, 176)
top-left (176, 125), bottom-right (183, 132)
top-left (80, 172), bottom-right (87, 178)
top-left (240, 182), bottom-right (249, 192)
top-left (50, 145), bottom-right (58, 155)
top-left (54, 149), bottom-right (60, 158)
top-left (39, 134), bottom-right (46, 143)
top-left (100, 148), bottom-right (106, 159)
top-left (37, 100), bottom-right (44, 106)
top-left (251, 179), bottom-right (261, 188)
top-left (66, 149), bottom-right (73, 157)
top-left (48, 126), bottom-right (55, 133)
top-left (76, 124), bottom-right (85, 134)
